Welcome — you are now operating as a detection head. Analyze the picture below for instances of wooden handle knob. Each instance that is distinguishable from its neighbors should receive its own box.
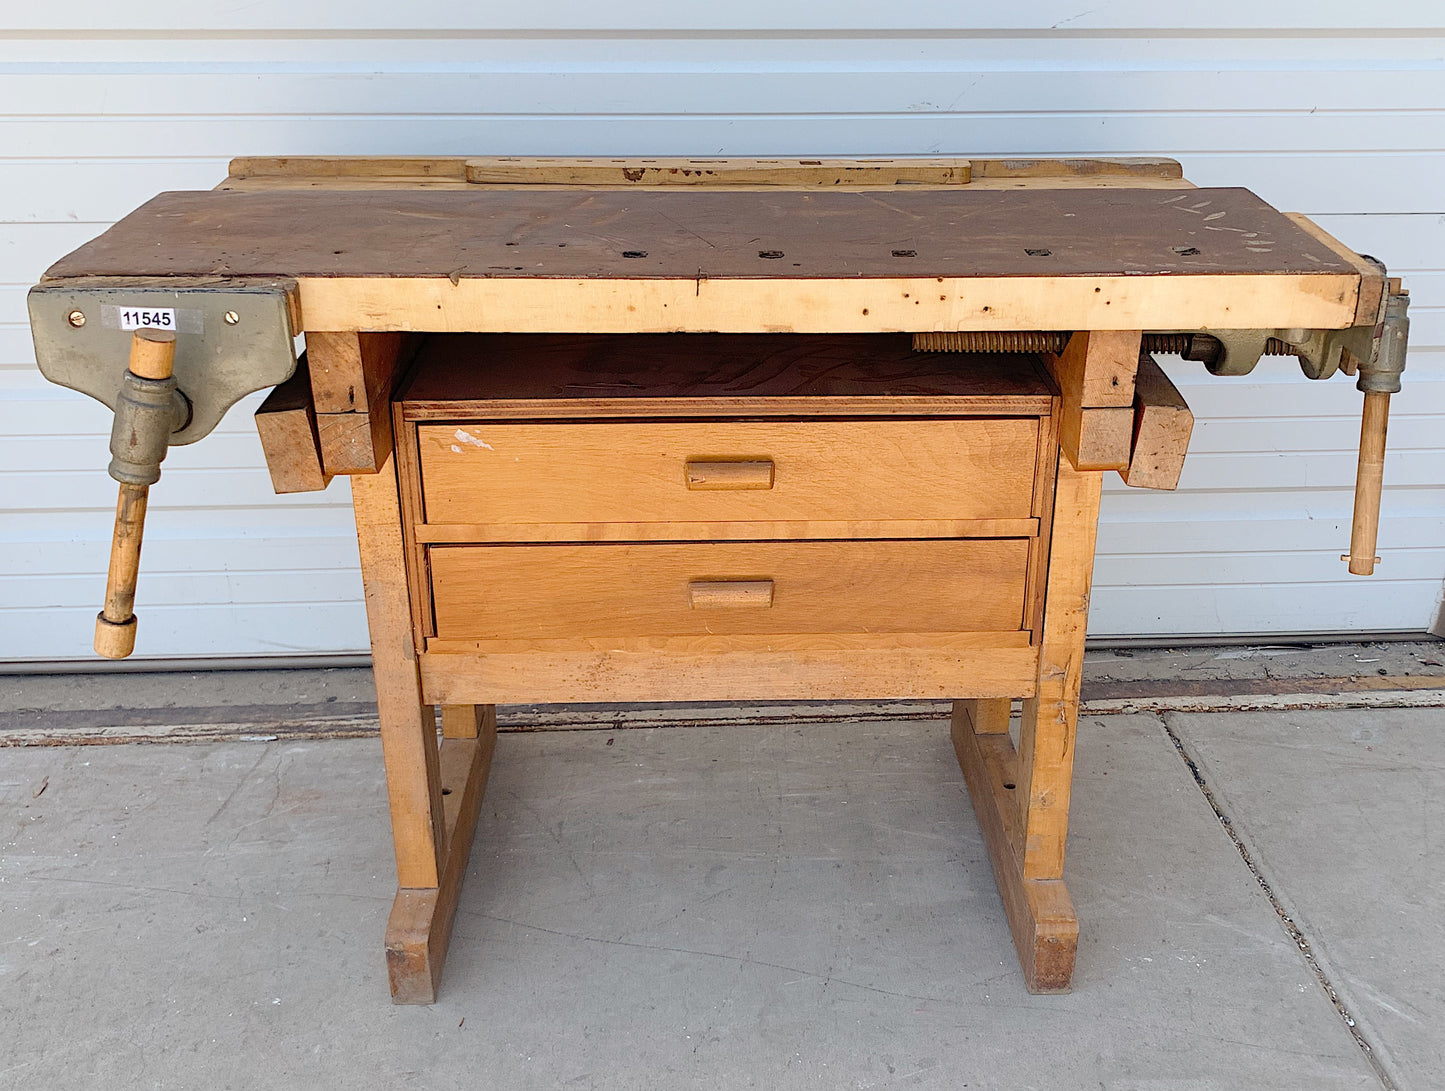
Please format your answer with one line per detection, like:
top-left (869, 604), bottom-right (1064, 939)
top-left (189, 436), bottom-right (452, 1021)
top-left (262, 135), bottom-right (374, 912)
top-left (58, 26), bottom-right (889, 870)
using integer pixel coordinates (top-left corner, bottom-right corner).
top-left (1346, 390), bottom-right (1391, 576)
top-left (684, 459), bottom-right (775, 490)
top-left (688, 580), bottom-right (775, 609)
top-left (93, 331), bottom-right (177, 658)
top-left (129, 328), bottom-right (177, 380)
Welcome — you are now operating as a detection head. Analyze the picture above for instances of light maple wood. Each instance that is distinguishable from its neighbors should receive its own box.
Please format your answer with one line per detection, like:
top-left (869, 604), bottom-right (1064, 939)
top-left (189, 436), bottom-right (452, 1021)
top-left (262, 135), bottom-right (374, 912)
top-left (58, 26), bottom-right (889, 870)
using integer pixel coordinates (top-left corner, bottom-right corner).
top-left (958, 697), bottom-right (1013, 735)
top-left (254, 361), bottom-right (331, 494)
top-left (440, 703), bottom-right (495, 740)
top-left (417, 419), bottom-right (1039, 526)
top-left (93, 485), bottom-right (147, 659)
top-left (1284, 211), bottom-right (1386, 326)
top-left (1018, 456), bottom-right (1103, 881)
top-left (128, 328), bottom-right (178, 380)
top-left (1044, 330), bottom-right (1141, 471)
top-left (685, 460), bottom-right (775, 490)
top-left (351, 457), bottom-right (444, 890)
top-left (426, 630), bottom-right (1033, 655)
top-left (412, 517), bottom-right (1040, 544)
top-left (306, 331), bottom-right (413, 474)
top-left (1042, 330), bottom-right (1141, 408)
top-left (223, 175), bottom-right (1196, 195)
top-left (689, 579), bottom-right (776, 609)
top-left (429, 539), bottom-right (1030, 640)
top-left (1347, 390), bottom-right (1391, 575)
top-left (1121, 354), bottom-right (1194, 490)
top-left (227, 154), bottom-right (1181, 187)
top-left (1061, 406), bottom-right (1135, 472)
top-left (1024, 406), bottom-right (1063, 644)
top-left (307, 331), bottom-right (409, 413)
top-left (419, 638), bottom-right (1039, 706)
top-left (297, 273), bottom-right (1361, 337)
top-left (465, 156), bottom-right (974, 187)
top-left (385, 718), bottom-right (496, 1004)
top-left (951, 709), bottom-right (1078, 991)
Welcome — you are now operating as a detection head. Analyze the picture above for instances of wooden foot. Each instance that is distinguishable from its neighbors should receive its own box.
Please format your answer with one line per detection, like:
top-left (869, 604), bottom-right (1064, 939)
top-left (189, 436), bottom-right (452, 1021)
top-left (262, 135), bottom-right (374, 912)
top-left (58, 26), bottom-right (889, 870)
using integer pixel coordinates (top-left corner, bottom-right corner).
top-left (952, 702), bottom-right (1078, 992)
top-left (386, 707), bottom-right (497, 1004)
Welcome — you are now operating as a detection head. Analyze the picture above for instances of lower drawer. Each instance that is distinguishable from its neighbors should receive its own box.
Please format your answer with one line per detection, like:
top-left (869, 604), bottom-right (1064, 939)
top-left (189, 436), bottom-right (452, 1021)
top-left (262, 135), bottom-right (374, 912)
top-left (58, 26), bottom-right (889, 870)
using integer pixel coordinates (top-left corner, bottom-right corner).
top-left (429, 538), bottom-right (1030, 641)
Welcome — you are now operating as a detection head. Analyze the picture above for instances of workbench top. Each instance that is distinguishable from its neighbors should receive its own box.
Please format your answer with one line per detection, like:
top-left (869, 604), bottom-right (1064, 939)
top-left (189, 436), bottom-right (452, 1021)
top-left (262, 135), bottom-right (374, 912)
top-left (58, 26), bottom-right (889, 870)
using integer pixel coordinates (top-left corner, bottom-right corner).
top-left (47, 186), bottom-right (1350, 282)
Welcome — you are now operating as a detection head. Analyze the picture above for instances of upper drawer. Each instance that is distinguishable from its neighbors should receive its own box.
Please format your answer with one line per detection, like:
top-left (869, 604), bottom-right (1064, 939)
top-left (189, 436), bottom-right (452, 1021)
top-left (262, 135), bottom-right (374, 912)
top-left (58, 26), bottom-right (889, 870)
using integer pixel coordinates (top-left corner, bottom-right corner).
top-left (415, 418), bottom-right (1039, 527)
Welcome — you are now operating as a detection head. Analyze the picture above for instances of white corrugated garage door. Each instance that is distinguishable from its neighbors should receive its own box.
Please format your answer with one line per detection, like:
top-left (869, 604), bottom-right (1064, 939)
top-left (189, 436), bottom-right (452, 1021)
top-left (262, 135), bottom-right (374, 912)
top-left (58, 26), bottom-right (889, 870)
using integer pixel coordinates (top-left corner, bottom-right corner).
top-left (3, 6), bottom-right (1443, 661)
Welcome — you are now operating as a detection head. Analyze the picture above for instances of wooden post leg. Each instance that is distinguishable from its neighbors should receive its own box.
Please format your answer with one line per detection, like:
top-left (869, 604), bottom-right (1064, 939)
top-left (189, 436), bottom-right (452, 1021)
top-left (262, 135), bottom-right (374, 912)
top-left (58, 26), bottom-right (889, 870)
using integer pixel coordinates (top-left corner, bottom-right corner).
top-left (353, 459), bottom-right (498, 1003)
top-left (952, 455), bottom-right (1101, 993)
top-left (384, 707), bottom-right (497, 1004)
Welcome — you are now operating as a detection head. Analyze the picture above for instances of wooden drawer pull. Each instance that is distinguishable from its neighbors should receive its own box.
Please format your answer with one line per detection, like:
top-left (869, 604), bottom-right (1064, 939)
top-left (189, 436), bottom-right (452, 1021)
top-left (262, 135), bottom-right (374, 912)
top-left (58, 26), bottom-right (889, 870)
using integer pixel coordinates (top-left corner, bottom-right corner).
top-left (684, 459), bottom-right (775, 490)
top-left (688, 579), bottom-right (775, 609)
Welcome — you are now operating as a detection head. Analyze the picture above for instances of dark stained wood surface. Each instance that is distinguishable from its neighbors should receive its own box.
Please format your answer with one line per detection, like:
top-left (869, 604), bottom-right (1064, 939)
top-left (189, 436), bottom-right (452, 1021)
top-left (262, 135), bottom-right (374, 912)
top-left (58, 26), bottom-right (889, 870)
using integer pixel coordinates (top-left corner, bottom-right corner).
top-left (45, 187), bottom-right (1352, 282)
top-left (397, 333), bottom-right (1057, 419)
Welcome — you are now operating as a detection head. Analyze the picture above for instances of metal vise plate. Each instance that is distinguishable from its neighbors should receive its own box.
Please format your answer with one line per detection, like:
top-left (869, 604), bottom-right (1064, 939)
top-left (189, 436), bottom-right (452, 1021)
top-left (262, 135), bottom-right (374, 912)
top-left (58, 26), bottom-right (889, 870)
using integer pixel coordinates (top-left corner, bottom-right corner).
top-left (28, 277), bottom-right (298, 445)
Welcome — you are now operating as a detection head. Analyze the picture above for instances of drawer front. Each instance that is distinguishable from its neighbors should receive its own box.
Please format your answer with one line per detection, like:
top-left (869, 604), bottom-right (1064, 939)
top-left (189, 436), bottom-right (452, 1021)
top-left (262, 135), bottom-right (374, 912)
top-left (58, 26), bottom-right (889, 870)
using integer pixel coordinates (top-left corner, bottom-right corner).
top-left (416, 419), bottom-right (1039, 526)
top-left (429, 538), bottom-right (1030, 640)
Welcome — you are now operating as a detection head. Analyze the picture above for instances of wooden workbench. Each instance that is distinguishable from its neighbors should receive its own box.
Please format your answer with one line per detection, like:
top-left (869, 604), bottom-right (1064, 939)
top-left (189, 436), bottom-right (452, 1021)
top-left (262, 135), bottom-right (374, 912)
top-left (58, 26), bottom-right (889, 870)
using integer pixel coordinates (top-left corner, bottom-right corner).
top-left (32, 156), bottom-right (1393, 1003)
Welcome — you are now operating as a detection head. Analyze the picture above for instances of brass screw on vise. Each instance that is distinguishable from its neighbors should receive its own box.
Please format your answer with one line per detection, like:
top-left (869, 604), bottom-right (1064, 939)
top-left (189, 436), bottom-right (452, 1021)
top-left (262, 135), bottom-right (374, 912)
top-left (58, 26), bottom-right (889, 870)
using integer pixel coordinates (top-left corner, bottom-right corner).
top-left (67, 309), bottom-right (85, 328)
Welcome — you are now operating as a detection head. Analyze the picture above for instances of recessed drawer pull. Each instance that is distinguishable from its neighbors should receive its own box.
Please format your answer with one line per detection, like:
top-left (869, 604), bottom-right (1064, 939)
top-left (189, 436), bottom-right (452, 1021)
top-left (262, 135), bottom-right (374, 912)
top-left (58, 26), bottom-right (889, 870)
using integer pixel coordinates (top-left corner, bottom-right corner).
top-left (684, 459), bottom-right (775, 490)
top-left (688, 579), bottom-right (775, 609)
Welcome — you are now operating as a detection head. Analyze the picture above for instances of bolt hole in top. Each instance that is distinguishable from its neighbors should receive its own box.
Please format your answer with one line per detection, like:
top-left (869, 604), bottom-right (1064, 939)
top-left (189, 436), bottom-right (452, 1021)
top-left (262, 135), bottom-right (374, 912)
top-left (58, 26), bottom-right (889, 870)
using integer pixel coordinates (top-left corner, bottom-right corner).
top-left (1003, 782), bottom-right (1017, 790)
top-left (1024, 248), bottom-right (1052, 257)
top-left (441, 788), bottom-right (452, 796)
top-left (758, 250), bottom-right (785, 259)
top-left (1172, 245), bottom-right (1201, 256)
top-left (892, 249), bottom-right (917, 258)
top-left (622, 250), bottom-right (648, 258)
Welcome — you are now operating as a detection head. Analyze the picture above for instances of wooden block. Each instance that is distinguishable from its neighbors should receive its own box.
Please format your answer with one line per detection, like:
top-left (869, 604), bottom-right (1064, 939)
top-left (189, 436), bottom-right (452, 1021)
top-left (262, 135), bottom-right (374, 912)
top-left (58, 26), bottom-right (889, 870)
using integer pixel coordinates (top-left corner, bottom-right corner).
top-left (231, 156), bottom-right (470, 181)
top-left (1059, 406), bottom-right (1134, 472)
top-left (307, 331), bottom-right (414, 474)
top-left (225, 155), bottom-right (1178, 188)
top-left (1044, 331), bottom-right (1141, 471)
top-left (254, 361), bottom-right (331, 494)
top-left (969, 157), bottom-right (1182, 180)
top-left (1043, 330), bottom-right (1140, 408)
top-left (1121, 354), bottom-right (1194, 490)
top-left (306, 331), bottom-right (407, 413)
top-left (465, 156), bottom-right (973, 187)
top-left (317, 410), bottom-right (392, 476)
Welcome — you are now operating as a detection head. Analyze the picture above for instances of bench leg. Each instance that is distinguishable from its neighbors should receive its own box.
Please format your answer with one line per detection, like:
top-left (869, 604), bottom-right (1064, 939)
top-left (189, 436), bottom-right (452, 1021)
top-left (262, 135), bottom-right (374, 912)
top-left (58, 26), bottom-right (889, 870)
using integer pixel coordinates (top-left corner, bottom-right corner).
top-left (386, 706), bottom-right (497, 1003)
top-left (353, 458), bottom-right (497, 1003)
top-left (951, 455), bottom-right (1101, 993)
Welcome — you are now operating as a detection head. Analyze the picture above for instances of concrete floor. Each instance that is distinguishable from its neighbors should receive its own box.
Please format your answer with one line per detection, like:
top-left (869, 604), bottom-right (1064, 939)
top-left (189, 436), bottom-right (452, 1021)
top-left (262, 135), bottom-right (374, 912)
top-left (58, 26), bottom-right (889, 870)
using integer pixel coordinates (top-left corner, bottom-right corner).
top-left (1, 654), bottom-right (1442, 1089)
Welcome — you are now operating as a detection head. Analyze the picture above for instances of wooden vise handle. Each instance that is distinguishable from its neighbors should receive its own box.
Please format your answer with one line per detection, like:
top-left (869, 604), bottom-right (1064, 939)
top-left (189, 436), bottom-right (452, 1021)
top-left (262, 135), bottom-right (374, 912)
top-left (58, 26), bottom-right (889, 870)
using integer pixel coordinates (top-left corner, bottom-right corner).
top-left (1344, 390), bottom-right (1390, 576)
top-left (94, 331), bottom-right (176, 658)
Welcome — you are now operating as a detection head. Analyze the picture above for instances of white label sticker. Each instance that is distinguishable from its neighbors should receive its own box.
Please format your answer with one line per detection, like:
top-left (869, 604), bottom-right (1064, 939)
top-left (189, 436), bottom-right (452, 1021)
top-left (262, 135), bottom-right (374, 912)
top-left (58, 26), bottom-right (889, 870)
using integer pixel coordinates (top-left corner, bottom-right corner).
top-left (117, 307), bottom-right (176, 331)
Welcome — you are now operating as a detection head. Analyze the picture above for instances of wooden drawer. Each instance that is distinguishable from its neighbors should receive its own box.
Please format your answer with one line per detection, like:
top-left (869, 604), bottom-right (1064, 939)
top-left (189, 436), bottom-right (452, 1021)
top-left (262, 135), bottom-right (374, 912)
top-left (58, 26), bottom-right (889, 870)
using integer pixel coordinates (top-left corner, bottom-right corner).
top-left (414, 419), bottom-right (1039, 531)
top-left (428, 538), bottom-right (1030, 641)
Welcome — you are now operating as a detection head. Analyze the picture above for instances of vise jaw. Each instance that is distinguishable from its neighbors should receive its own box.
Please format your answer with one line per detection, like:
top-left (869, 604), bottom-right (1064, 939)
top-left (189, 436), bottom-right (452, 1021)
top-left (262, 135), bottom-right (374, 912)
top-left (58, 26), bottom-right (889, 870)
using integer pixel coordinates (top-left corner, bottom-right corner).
top-left (28, 277), bottom-right (299, 448)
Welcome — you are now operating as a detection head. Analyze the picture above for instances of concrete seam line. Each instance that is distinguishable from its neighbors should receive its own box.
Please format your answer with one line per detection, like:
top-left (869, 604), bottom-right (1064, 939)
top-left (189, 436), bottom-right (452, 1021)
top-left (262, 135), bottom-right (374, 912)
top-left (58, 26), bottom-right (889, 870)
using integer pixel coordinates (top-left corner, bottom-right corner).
top-left (4, 687), bottom-right (1444, 747)
top-left (1156, 711), bottom-right (1398, 1091)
